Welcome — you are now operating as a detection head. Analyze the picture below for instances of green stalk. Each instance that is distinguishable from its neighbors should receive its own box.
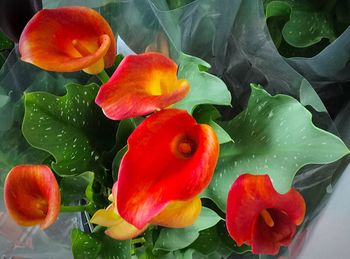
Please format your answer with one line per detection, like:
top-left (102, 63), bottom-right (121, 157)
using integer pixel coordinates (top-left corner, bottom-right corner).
top-left (132, 237), bottom-right (146, 244)
top-left (96, 70), bottom-right (110, 84)
top-left (60, 203), bottom-right (92, 213)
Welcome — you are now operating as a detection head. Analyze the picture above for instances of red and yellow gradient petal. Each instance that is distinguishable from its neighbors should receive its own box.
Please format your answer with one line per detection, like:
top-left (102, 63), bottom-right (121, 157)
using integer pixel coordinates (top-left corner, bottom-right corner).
top-left (151, 196), bottom-right (201, 228)
top-left (91, 205), bottom-right (147, 240)
top-left (4, 165), bottom-right (60, 229)
top-left (226, 174), bottom-right (306, 255)
top-left (116, 109), bottom-right (219, 229)
top-left (92, 184), bottom-right (201, 240)
top-left (95, 53), bottom-right (190, 120)
top-left (19, 6), bottom-right (116, 74)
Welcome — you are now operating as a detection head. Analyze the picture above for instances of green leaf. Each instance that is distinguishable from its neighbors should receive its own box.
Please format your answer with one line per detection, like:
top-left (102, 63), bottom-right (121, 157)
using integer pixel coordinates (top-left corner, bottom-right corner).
top-left (115, 118), bottom-right (136, 152)
top-left (189, 221), bottom-right (251, 258)
top-left (153, 207), bottom-right (221, 252)
top-left (189, 225), bottom-right (228, 257)
top-left (22, 83), bottom-right (116, 176)
top-left (0, 52), bottom-right (6, 68)
top-left (193, 105), bottom-right (233, 144)
top-left (71, 228), bottom-right (131, 259)
top-left (0, 32), bottom-right (13, 51)
top-left (105, 54), bottom-right (124, 76)
top-left (265, 0), bottom-right (338, 48)
top-left (265, 1), bottom-right (291, 18)
top-left (203, 84), bottom-right (349, 211)
top-left (112, 145), bottom-right (128, 181)
top-left (173, 53), bottom-right (231, 113)
top-left (282, 9), bottom-right (336, 47)
top-left (60, 171), bottom-right (94, 205)
top-left (174, 249), bottom-right (195, 259)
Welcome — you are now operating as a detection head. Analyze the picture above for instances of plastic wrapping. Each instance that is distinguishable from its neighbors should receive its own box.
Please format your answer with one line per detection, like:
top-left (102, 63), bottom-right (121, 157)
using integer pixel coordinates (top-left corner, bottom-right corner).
top-left (0, 0), bottom-right (349, 258)
top-left (0, 48), bottom-right (93, 257)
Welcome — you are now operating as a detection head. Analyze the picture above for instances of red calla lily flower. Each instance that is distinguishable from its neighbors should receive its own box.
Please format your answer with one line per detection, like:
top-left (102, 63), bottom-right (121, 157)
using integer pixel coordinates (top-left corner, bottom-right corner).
top-left (116, 108), bottom-right (219, 229)
top-left (4, 165), bottom-right (60, 229)
top-left (19, 6), bottom-right (116, 74)
top-left (226, 174), bottom-right (306, 255)
top-left (95, 53), bottom-right (190, 120)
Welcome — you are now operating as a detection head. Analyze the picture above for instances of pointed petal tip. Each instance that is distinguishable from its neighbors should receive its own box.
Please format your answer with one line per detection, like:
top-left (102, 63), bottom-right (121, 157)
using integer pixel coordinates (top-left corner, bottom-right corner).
top-left (95, 53), bottom-right (189, 120)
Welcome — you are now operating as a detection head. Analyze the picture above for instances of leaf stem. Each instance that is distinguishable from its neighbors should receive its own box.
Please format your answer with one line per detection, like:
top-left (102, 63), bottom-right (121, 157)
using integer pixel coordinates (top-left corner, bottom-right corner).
top-left (131, 237), bottom-right (146, 244)
top-left (60, 203), bottom-right (92, 212)
top-left (96, 70), bottom-right (110, 84)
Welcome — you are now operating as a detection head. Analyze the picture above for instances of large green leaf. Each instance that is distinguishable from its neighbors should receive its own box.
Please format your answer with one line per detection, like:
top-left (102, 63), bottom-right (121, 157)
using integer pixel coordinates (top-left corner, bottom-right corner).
top-left (265, 0), bottom-right (337, 48)
top-left (60, 171), bottom-right (94, 205)
top-left (71, 228), bottom-right (131, 259)
top-left (203, 84), bottom-right (349, 211)
top-left (153, 207), bottom-right (221, 252)
top-left (22, 83), bottom-right (116, 176)
top-left (173, 53), bottom-right (231, 113)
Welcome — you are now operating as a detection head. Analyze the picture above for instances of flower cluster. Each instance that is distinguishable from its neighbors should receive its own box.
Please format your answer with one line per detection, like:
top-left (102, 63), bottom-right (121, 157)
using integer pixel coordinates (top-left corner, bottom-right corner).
top-left (2, 5), bottom-right (311, 257)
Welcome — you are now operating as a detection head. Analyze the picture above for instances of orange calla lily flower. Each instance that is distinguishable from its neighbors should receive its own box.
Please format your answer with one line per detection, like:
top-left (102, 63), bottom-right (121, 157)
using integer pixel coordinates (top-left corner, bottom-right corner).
top-left (19, 6), bottom-right (116, 74)
top-left (91, 182), bottom-right (201, 240)
top-left (4, 165), bottom-right (60, 229)
top-left (226, 174), bottom-right (306, 255)
top-left (116, 108), bottom-right (219, 229)
top-left (95, 53), bottom-right (190, 120)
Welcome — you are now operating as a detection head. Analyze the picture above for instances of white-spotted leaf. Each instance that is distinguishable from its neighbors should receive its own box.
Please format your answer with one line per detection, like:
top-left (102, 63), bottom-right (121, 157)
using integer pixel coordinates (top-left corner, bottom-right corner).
top-left (204, 84), bottom-right (349, 211)
top-left (173, 53), bottom-right (231, 113)
top-left (22, 83), bottom-right (116, 176)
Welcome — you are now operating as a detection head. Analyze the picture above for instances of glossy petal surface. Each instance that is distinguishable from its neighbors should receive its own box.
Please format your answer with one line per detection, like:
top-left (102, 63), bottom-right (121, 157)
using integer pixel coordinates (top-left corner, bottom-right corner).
top-left (19, 6), bottom-right (116, 74)
top-left (4, 165), bottom-right (60, 229)
top-left (91, 206), bottom-right (146, 240)
top-left (95, 53), bottom-right (190, 120)
top-left (226, 174), bottom-right (306, 255)
top-left (117, 109), bottom-right (219, 229)
top-left (151, 196), bottom-right (201, 228)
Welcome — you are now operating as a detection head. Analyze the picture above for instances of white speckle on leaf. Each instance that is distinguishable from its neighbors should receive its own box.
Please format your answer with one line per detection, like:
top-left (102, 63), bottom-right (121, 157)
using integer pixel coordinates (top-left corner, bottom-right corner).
top-left (268, 111), bottom-right (274, 118)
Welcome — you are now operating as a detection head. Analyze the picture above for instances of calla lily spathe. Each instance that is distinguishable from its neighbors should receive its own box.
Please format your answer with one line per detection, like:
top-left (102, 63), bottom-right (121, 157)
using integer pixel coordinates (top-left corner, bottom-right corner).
top-left (95, 53), bottom-right (190, 120)
top-left (91, 184), bottom-right (202, 240)
top-left (4, 165), bottom-right (60, 229)
top-left (91, 108), bottom-right (218, 240)
top-left (116, 108), bottom-right (219, 229)
top-left (226, 174), bottom-right (306, 255)
top-left (19, 6), bottom-right (116, 74)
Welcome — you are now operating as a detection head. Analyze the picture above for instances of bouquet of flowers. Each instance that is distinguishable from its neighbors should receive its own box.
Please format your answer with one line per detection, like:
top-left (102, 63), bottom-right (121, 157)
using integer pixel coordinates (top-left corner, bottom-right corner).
top-left (0, 0), bottom-right (349, 258)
